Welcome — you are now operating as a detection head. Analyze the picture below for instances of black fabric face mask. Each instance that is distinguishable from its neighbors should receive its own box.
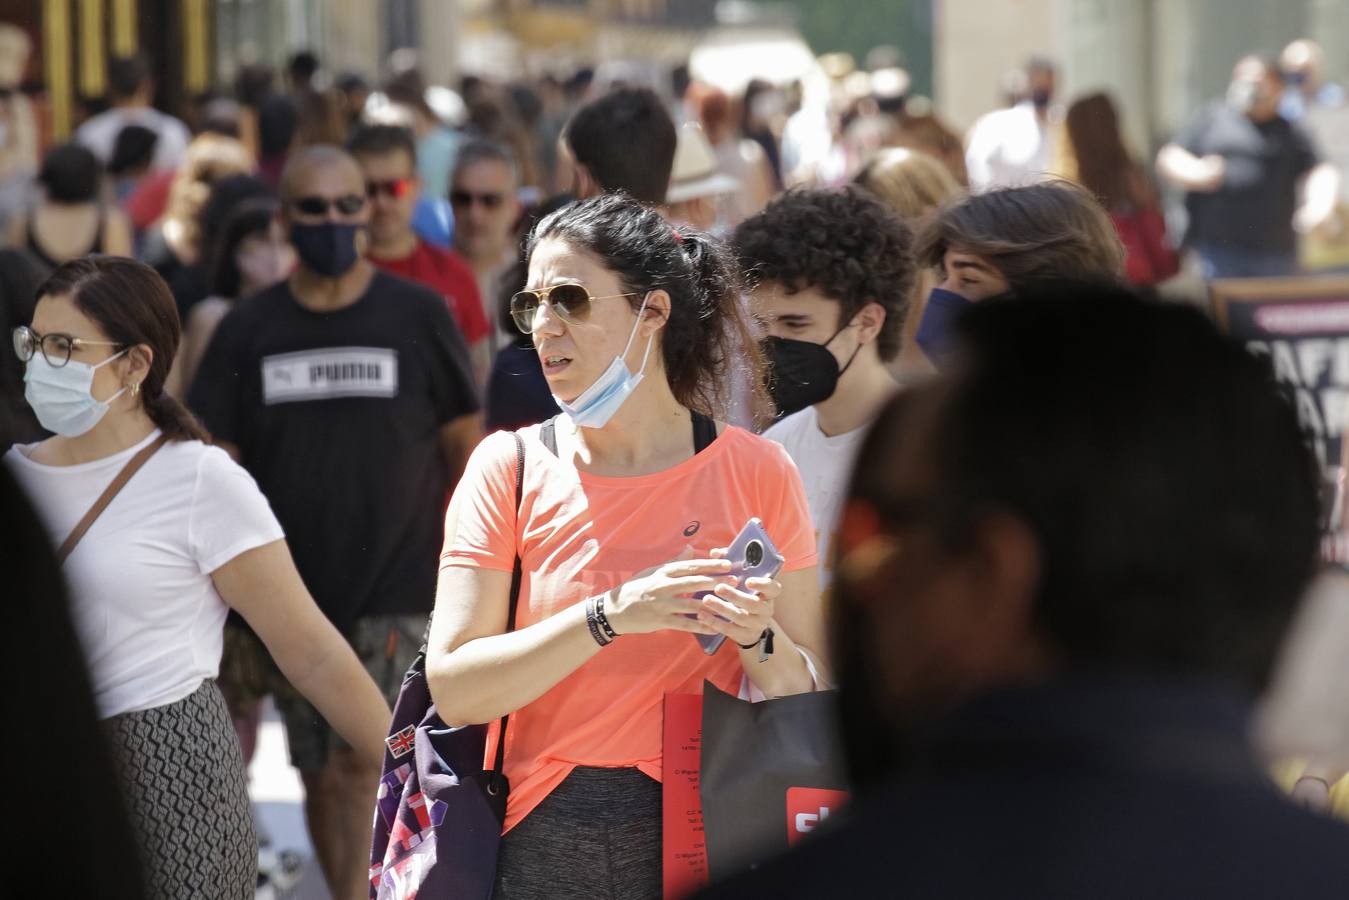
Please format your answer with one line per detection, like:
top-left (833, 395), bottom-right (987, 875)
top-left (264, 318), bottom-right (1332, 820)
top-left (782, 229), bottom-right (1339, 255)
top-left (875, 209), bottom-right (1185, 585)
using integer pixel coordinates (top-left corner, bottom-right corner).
top-left (289, 221), bottom-right (363, 278)
top-left (762, 322), bottom-right (862, 419)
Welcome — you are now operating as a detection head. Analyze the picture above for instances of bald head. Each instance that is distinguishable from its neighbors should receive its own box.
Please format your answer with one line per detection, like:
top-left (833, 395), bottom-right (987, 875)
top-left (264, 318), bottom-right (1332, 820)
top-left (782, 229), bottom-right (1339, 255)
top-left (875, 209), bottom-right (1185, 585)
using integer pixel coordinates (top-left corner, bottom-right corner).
top-left (1229, 55), bottom-right (1283, 122)
top-left (279, 144), bottom-right (364, 203)
top-left (1233, 55), bottom-right (1274, 83)
top-left (1281, 40), bottom-right (1323, 72)
top-left (1281, 39), bottom-right (1325, 92)
top-left (276, 143), bottom-right (371, 265)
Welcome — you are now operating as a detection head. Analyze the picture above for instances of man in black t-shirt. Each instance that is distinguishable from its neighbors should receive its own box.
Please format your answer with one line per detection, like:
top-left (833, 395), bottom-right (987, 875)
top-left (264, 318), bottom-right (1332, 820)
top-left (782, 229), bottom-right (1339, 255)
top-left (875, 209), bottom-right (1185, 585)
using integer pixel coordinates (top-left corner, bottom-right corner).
top-left (189, 144), bottom-right (481, 900)
top-left (1157, 55), bottom-right (1340, 279)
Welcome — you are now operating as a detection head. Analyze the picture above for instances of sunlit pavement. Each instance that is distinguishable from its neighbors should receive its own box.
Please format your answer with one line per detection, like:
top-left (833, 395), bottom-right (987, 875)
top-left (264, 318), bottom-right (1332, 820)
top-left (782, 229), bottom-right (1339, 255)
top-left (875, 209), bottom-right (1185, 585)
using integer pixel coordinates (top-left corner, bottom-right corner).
top-left (248, 699), bottom-right (330, 900)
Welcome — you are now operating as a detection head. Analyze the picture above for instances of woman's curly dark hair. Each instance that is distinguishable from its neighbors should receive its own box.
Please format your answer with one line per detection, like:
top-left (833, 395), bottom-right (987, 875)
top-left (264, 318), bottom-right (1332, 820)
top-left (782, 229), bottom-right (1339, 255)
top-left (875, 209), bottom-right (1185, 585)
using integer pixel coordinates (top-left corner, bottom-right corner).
top-left (732, 186), bottom-right (917, 362)
top-left (529, 192), bottom-right (767, 423)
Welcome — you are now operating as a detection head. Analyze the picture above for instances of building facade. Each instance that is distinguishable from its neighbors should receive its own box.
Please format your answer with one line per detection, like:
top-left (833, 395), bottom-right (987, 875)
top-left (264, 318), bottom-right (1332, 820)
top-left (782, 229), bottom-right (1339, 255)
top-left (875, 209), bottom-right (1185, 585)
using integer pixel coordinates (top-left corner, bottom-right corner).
top-left (937, 0), bottom-right (1349, 152)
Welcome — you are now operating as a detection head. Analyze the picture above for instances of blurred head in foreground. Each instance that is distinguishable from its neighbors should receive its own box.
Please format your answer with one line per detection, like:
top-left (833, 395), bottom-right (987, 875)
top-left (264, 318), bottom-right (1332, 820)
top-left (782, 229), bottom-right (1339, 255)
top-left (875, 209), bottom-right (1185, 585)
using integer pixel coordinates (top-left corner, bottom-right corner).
top-left (832, 281), bottom-right (1321, 787)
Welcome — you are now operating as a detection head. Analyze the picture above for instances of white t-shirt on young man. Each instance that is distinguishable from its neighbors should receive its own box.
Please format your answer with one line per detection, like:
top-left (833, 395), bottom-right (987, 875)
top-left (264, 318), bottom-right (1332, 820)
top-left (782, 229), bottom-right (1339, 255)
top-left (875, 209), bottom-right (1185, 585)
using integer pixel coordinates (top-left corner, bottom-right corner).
top-left (5, 430), bottom-right (283, 719)
top-left (763, 406), bottom-right (869, 589)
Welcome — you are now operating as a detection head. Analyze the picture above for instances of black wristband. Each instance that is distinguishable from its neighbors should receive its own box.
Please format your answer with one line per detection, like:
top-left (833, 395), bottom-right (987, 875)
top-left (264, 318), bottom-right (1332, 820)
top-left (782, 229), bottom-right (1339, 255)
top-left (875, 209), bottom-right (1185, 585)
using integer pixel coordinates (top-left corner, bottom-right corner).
top-left (584, 596), bottom-right (611, 647)
top-left (738, 627), bottom-right (775, 662)
top-left (737, 627), bottom-right (770, 650)
top-left (594, 592), bottom-right (619, 639)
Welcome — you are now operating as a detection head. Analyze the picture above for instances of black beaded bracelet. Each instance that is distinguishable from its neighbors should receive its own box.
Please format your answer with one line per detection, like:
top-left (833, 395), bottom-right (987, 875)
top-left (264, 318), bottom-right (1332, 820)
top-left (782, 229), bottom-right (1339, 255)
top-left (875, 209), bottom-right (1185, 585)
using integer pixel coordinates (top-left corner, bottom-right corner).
top-left (584, 596), bottom-right (611, 647)
top-left (594, 592), bottom-right (619, 640)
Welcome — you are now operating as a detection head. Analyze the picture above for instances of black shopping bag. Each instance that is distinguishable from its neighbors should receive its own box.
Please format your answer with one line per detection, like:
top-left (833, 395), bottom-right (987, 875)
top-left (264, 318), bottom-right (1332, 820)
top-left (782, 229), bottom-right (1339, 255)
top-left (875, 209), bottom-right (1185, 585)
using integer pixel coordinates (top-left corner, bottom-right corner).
top-left (698, 681), bottom-right (850, 882)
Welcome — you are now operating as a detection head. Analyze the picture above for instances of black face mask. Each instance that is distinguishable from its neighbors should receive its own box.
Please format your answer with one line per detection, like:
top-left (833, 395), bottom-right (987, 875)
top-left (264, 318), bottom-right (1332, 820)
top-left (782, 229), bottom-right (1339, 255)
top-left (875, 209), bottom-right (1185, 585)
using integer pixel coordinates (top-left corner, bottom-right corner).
top-left (289, 221), bottom-right (363, 278)
top-left (762, 322), bottom-right (862, 419)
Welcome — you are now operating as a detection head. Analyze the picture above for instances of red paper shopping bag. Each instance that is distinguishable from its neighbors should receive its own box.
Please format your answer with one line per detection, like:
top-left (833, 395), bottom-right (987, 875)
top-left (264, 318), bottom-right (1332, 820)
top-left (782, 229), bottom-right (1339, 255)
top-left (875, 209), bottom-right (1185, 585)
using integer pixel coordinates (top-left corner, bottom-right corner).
top-left (662, 692), bottom-right (708, 900)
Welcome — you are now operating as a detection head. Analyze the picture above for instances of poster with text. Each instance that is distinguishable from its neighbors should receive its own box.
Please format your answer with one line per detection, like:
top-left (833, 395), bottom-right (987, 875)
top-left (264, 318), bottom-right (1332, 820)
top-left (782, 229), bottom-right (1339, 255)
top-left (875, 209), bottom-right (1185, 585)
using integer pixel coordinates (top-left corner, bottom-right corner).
top-left (1212, 276), bottom-right (1349, 471)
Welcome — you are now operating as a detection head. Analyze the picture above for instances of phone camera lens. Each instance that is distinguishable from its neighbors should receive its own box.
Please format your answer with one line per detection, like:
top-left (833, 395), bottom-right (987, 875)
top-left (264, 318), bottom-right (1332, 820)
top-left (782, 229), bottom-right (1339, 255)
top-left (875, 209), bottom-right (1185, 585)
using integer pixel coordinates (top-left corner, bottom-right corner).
top-left (745, 540), bottom-right (763, 567)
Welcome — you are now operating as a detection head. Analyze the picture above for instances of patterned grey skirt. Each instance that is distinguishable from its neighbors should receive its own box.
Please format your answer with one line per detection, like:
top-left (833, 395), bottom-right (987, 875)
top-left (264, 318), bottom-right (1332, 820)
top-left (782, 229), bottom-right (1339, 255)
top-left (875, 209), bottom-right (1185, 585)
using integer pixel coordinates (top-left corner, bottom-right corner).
top-left (103, 679), bottom-right (256, 899)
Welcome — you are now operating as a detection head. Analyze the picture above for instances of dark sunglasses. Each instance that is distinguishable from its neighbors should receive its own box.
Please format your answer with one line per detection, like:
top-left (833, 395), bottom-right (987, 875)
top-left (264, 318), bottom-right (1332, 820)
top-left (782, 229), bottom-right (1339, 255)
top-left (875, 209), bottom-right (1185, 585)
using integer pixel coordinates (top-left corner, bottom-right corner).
top-left (367, 178), bottom-right (413, 200)
top-left (509, 284), bottom-right (640, 334)
top-left (291, 194), bottom-right (366, 216)
top-left (450, 189), bottom-right (506, 210)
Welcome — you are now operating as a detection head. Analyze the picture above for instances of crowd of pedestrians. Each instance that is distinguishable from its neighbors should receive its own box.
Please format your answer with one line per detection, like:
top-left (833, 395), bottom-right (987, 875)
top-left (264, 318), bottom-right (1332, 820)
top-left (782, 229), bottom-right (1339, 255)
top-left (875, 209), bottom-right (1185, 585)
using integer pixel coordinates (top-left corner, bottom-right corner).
top-left (2, 33), bottom-right (1349, 900)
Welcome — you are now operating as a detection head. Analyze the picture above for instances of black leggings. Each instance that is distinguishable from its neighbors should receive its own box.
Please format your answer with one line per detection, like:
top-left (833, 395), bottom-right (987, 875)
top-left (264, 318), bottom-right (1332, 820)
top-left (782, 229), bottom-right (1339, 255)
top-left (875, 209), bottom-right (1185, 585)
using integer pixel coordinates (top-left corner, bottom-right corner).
top-left (493, 766), bottom-right (662, 899)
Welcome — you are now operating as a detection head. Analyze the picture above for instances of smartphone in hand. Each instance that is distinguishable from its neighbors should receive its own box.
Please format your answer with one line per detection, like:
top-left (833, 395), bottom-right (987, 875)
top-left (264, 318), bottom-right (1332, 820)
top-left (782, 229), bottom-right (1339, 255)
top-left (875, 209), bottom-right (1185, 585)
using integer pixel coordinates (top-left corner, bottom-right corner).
top-left (694, 517), bottom-right (785, 655)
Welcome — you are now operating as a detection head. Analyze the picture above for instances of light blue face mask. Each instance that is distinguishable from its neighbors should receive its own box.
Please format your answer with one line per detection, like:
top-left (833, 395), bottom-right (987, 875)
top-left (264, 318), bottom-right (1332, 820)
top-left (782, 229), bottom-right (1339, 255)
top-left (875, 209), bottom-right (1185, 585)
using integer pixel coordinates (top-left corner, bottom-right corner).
top-left (553, 293), bottom-right (655, 429)
top-left (24, 349), bottom-right (129, 437)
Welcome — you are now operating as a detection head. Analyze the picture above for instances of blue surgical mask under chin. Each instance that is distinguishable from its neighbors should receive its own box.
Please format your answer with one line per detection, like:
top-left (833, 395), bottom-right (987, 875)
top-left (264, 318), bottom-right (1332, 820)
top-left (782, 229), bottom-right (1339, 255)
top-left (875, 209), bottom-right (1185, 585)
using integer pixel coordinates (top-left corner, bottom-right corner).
top-left (553, 294), bottom-right (655, 429)
top-left (24, 349), bottom-right (129, 437)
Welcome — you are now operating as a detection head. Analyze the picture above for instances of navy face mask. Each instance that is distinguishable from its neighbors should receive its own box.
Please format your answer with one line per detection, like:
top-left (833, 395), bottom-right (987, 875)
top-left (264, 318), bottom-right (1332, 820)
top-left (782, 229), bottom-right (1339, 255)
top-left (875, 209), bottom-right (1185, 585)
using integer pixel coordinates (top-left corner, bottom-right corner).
top-left (916, 287), bottom-right (1017, 367)
top-left (914, 287), bottom-right (972, 366)
top-left (290, 221), bottom-right (363, 278)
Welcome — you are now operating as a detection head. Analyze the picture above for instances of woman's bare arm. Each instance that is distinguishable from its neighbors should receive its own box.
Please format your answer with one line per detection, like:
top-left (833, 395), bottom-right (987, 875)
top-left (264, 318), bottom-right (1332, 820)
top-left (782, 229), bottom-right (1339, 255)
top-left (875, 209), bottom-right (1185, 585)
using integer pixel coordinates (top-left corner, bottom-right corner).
top-left (427, 557), bottom-right (733, 726)
top-left (213, 540), bottom-right (392, 769)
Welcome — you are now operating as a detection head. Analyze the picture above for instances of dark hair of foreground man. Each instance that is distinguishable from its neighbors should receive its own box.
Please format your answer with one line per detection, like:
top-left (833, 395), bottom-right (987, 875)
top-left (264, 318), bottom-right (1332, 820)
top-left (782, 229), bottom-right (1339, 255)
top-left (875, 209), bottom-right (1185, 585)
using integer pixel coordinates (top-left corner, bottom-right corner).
top-left (697, 282), bottom-right (1349, 900)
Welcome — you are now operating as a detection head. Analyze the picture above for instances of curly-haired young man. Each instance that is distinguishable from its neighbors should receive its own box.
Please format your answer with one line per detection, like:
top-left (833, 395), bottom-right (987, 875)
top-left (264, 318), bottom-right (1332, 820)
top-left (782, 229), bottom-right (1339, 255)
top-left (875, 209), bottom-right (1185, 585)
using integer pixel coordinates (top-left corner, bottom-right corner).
top-left (734, 186), bottom-right (916, 589)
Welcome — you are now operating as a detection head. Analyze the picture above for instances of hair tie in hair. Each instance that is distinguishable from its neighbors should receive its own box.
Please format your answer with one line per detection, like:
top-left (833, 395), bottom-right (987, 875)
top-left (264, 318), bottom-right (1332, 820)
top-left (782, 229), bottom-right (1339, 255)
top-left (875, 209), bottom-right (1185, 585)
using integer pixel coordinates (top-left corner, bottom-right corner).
top-left (671, 227), bottom-right (683, 244)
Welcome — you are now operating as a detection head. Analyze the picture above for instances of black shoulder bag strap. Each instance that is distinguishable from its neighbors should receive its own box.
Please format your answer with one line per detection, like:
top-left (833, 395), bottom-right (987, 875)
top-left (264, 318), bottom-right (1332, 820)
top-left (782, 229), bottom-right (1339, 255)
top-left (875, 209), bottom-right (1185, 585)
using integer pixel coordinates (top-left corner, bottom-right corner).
top-left (485, 432), bottom-right (527, 811)
top-left (539, 412), bottom-right (716, 458)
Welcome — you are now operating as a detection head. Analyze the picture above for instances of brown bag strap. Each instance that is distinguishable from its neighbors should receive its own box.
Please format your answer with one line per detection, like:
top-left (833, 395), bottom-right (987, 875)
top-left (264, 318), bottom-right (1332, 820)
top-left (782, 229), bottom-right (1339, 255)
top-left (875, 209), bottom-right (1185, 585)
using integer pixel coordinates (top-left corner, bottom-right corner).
top-left (56, 434), bottom-right (169, 565)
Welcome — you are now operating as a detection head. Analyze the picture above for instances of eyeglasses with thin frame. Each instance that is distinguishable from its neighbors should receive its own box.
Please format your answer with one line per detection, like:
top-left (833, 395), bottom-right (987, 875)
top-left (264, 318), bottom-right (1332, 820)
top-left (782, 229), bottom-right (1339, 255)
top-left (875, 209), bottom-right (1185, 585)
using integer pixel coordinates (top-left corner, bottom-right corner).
top-left (450, 189), bottom-right (506, 210)
top-left (367, 179), bottom-right (413, 200)
top-left (509, 284), bottom-right (641, 334)
top-left (291, 194), bottom-right (366, 216)
top-left (13, 325), bottom-right (124, 368)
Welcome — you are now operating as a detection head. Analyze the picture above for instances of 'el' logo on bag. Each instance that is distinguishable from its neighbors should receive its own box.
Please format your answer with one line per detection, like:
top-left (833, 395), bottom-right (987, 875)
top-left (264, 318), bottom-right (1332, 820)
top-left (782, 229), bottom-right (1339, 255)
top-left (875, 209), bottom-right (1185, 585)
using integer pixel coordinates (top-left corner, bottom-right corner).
top-left (785, 787), bottom-right (849, 845)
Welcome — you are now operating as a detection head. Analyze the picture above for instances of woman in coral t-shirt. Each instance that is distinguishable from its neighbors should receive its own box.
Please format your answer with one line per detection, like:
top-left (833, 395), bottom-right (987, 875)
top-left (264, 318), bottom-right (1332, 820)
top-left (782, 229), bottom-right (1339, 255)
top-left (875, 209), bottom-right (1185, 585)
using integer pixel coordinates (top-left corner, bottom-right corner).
top-left (429, 194), bottom-right (825, 899)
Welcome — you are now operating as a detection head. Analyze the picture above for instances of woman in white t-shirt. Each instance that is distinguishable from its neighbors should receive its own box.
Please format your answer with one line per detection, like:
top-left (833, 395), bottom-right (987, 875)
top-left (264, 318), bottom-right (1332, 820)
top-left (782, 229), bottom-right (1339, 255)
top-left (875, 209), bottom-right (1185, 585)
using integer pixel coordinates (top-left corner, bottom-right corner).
top-left (6, 256), bottom-right (391, 899)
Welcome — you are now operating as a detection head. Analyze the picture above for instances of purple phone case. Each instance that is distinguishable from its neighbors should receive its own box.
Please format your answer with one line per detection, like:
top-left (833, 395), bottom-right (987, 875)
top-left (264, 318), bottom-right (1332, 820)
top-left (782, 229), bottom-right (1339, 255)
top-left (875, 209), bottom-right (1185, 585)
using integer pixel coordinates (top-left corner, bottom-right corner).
top-left (694, 518), bottom-right (785, 655)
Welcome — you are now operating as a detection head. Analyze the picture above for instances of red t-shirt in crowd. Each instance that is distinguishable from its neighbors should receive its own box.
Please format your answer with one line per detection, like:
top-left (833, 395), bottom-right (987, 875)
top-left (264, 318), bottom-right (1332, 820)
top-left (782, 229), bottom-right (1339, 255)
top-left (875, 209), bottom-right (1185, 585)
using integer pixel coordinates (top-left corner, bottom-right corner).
top-left (371, 240), bottom-right (491, 346)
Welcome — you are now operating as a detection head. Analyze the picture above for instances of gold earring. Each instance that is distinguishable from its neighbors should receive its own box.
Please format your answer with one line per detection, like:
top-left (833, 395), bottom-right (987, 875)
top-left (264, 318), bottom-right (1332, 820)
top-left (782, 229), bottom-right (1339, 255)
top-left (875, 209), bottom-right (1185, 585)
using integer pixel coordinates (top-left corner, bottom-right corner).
top-left (130, 382), bottom-right (141, 397)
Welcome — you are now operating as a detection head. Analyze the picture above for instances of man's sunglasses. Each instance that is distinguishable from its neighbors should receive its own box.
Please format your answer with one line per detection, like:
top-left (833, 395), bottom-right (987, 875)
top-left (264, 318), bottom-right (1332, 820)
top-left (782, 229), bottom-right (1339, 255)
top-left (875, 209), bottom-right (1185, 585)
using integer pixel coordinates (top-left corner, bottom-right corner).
top-left (367, 179), bottom-right (413, 200)
top-left (450, 190), bottom-right (506, 209)
top-left (291, 194), bottom-right (366, 216)
top-left (509, 285), bottom-right (640, 334)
